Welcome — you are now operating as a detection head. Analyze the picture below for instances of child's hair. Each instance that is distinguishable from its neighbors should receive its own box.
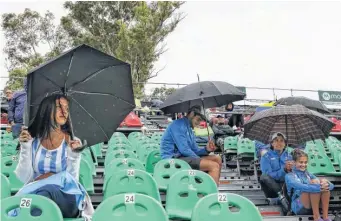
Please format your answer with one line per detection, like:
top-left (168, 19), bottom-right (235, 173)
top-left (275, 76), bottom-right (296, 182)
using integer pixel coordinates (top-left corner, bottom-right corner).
top-left (292, 148), bottom-right (308, 161)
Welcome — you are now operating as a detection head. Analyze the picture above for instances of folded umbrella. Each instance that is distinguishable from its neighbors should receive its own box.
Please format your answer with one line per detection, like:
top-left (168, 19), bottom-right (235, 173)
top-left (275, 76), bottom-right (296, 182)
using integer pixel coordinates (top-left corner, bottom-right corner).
top-left (26, 44), bottom-right (135, 146)
top-left (244, 105), bottom-right (334, 146)
top-left (274, 96), bottom-right (330, 114)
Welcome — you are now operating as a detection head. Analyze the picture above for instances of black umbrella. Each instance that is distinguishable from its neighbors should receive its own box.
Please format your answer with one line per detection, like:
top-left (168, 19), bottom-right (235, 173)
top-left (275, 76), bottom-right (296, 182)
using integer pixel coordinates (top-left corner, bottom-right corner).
top-left (26, 44), bottom-right (135, 146)
top-left (159, 81), bottom-right (246, 114)
top-left (244, 105), bottom-right (334, 146)
top-left (274, 96), bottom-right (330, 114)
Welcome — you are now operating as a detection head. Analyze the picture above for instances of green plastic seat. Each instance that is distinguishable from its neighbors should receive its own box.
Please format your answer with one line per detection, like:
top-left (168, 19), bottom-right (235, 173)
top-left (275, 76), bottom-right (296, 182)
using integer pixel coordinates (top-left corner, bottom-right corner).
top-left (224, 136), bottom-right (238, 150)
top-left (103, 169), bottom-right (161, 202)
top-left (191, 193), bottom-right (262, 221)
top-left (91, 143), bottom-right (103, 158)
top-left (82, 149), bottom-right (98, 166)
top-left (92, 193), bottom-right (168, 221)
top-left (104, 150), bottom-right (137, 168)
top-left (137, 143), bottom-right (160, 163)
top-left (103, 158), bottom-right (145, 189)
top-left (1, 141), bottom-right (18, 157)
top-left (307, 153), bottom-right (341, 176)
top-left (81, 151), bottom-right (96, 176)
top-left (1, 173), bottom-right (11, 199)
top-left (128, 132), bottom-right (144, 141)
top-left (154, 159), bottom-right (191, 191)
top-left (109, 138), bottom-right (131, 147)
top-left (237, 138), bottom-right (255, 156)
top-left (166, 170), bottom-right (218, 220)
top-left (111, 132), bottom-right (126, 139)
top-left (1, 156), bottom-right (24, 193)
top-left (145, 150), bottom-right (161, 174)
top-left (1, 194), bottom-right (63, 221)
top-left (79, 159), bottom-right (94, 194)
top-left (107, 143), bottom-right (135, 155)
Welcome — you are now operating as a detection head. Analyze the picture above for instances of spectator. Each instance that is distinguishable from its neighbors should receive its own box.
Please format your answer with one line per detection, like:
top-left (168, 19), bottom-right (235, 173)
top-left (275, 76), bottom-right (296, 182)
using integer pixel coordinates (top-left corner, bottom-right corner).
top-left (285, 149), bottom-right (333, 221)
top-left (11, 94), bottom-right (93, 219)
top-left (160, 105), bottom-right (222, 185)
top-left (8, 80), bottom-right (27, 138)
top-left (260, 132), bottom-right (293, 201)
top-left (225, 103), bottom-right (244, 130)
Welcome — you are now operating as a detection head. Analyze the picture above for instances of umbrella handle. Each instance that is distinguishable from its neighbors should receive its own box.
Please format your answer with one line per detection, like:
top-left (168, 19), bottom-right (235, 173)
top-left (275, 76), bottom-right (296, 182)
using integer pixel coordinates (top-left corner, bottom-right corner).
top-left (72, 139), bottom-right (88, 152)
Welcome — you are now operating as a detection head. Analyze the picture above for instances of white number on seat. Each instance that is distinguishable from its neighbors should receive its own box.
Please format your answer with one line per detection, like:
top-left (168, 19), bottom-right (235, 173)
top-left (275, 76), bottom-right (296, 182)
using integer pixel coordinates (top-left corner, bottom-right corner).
top-left (169, 159), bottom-right (175, 165)
top-left (12, 156), bottom-right (18, 161)
top-left (122, 159), bottom-right (128, 164)
top-left (127, 169), bottom-right (135, 176)
top-left (119, 150), bottom-right (125, 155)
top-left (218, 193), bottom-right (227, 203)
top-left (20, 198), bottom-right (32, 208)
top-left (125, 194), bottom-right (135, 204)
top-left (189, 170), bottom-right (196, 176)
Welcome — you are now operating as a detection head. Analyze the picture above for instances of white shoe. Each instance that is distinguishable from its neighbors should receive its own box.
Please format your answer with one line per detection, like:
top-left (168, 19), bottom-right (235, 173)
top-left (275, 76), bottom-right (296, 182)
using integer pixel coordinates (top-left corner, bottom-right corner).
top-left (232, 126), bottom-right (237, 130)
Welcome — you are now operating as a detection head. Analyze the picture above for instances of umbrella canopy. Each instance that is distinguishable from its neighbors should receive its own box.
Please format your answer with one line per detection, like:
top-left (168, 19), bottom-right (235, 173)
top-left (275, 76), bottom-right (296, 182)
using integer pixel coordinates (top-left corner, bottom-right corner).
top-left (244, 105), bottom-right (334, 146)
top-left (26, 44), bottom-right (135, 146)
top-left (160, 81), bottom-right (245, 113)
top-left (274, 96), bottom-right (330, 114)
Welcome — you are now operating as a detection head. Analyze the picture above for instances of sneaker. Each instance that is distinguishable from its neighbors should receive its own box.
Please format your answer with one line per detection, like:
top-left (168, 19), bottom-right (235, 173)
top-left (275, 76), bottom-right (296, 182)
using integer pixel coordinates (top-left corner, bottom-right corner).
top-left (232, 125), bottom-right (238, 130)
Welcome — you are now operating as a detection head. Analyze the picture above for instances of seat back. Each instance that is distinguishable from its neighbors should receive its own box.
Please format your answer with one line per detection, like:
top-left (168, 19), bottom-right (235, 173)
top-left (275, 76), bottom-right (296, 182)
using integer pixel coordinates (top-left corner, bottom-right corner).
top-left (104, 169), bottom-right (161, 202)
top-left (90, 143), bottom-right (103, 158)
top-left (154, 159), bottom-right (191, 191)
top-left (104, 158), bottom-right (145, 189)
top-left (1, 173), bottom-right (11, 199)
top-left (79, 159), bottom-right (94, 194)
top-left (166, 170), bottom-right (218, 220)
top-left (105, 150), bottom-right (137, 168)
top-left (307, 153), bottom-right (335, 174)
top-left (1, 194), bottom-right (63, 221)
top-left (107, 143), bottom-right (135, 155)
top-left (128, 132), bottom-right (144, 141)
top-left (1, 156), bottom-right (23, 193)
top-left (145, 150), bottom-right (161, 174)
top-left (137, 143), bottom-right (160, 163)
top-left (237, 138), bottom-right (255, 155)
top-left (81, 150), bottom-right (96, 176)
top-left (224, 136), bottom-right (238, 150)
top-left (191, 193), bottom-right (262, 221)
top-left (92, 193), bottom-right (168, 221)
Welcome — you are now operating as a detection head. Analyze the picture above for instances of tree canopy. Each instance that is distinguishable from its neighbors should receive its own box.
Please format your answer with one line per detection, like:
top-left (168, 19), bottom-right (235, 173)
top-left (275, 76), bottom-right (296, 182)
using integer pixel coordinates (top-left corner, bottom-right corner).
top-left (2, 2), bottom-right (184, 95)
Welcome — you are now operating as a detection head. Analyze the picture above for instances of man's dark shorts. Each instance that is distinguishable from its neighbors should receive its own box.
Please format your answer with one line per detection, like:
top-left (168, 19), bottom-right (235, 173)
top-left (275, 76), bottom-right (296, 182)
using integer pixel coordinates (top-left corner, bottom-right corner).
top-left (177, 157), bottom-right (201, 170)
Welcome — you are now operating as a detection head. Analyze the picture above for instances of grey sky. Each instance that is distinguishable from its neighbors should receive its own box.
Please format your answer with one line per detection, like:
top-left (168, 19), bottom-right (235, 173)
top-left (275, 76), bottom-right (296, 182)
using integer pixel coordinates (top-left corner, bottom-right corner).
top-left (1, 1), bottom-right (340, 105)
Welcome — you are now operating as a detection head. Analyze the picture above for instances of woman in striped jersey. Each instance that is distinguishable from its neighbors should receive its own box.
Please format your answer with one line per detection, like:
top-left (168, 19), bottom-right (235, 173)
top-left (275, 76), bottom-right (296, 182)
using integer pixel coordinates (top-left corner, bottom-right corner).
top-left (14, 94), bottom-right (94, 219)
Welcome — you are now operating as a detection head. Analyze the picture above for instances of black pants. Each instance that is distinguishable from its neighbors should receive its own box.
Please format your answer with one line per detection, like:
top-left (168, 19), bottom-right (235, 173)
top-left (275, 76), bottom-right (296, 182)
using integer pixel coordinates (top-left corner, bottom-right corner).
top-left (228, 114), bottom-right (244, 127)
top-left (260, 174), bottom-right (284, 198)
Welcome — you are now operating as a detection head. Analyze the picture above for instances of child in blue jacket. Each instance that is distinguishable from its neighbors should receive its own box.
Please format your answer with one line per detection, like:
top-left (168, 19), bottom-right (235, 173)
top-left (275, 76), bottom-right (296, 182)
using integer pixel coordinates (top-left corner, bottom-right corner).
top-left (260, 132), bottom-right (293, 199)
top-left (285, 149), bottom-right (334, 221)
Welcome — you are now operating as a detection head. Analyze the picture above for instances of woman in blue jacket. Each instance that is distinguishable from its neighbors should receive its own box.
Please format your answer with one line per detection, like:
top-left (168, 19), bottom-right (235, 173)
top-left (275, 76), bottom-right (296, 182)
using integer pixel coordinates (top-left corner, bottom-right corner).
top-left (285, 149), bottom-right (334, 221)
top-left (260, 132), bottom-right (293, 199)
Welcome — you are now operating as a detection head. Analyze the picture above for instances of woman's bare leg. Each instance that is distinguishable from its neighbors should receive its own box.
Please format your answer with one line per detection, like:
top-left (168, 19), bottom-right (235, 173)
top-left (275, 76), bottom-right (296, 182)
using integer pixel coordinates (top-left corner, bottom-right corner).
top-left (320, 191), bottom-right (330, 220)
top-left (309, 193), bottom-right (322, 220)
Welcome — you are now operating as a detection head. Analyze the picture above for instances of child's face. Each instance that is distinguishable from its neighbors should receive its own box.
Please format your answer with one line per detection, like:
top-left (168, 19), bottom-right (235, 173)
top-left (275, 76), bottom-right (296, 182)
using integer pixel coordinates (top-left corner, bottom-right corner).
top-left (295, 156), bottom-right (308, 171)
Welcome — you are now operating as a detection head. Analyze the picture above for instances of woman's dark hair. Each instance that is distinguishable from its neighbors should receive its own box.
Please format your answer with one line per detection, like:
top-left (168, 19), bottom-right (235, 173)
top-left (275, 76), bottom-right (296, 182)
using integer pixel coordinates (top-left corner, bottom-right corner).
top-left (28, 94), bottom-right (71, 140)
top-left (291, 148), bottom-right (308, 161)
top-left (225, 103), bottom-right (234, 111)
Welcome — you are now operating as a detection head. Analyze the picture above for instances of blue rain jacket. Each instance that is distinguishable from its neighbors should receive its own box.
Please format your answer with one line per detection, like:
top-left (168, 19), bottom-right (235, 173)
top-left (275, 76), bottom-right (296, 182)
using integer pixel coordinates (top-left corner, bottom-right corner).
top-left (260, 149), bottom-right (292, 182)
top-left (160, 118), bottom-right (208, 159)
top-left (285, 167), bottom-right (334, 214)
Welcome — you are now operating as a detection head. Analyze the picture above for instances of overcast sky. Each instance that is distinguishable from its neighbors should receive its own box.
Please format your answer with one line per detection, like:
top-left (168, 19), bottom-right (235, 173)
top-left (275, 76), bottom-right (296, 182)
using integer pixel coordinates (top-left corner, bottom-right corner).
top-left (1, 1), bottom-right (341, 103)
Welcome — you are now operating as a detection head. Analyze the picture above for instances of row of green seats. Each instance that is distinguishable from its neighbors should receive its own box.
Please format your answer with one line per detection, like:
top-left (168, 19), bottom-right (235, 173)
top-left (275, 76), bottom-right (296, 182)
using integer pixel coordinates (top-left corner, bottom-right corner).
top-left (1, 140), bottom-right (18, 157)
top-left (1, 191), bottom-right (262, 221)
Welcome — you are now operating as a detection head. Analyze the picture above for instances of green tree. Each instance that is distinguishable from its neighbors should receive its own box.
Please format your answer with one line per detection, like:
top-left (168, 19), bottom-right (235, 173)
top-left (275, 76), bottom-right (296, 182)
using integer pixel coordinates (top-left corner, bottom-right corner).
top-left (151, 87), bottom-right (176, 100)
top-left (2, 8), bottom-right (71, 89)
top-left (61, 1), bottom-right (184, 96)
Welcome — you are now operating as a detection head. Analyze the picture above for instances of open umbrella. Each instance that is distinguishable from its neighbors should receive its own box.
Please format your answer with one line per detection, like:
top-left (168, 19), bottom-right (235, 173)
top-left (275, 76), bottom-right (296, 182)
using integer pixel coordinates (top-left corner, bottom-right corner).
top-left (26, 44), bottom-right (135, 146)
top-left (274, 96), bottom-right (330, 114)
top-left (244, 105), bottom-right (334, 146)
top-left (160, 81), bottom-right (246, 114)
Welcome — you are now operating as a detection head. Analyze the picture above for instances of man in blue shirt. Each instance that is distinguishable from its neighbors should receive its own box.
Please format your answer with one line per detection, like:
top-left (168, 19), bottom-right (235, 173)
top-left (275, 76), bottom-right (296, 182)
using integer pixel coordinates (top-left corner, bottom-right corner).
top-left (260, 132), bottom-right (293, 199)
top-left (160, 106), bottom-right (222, 185)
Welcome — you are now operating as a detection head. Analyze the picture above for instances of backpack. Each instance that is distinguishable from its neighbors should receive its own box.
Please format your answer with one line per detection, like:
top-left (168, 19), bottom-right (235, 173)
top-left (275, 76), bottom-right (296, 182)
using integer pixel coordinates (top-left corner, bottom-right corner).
top-left (281, 183), bottom-right (294, 216)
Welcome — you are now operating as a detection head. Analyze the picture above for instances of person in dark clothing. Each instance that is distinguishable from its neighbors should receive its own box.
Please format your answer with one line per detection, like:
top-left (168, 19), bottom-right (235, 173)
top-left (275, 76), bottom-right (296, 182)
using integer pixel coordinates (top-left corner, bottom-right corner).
top-left (225, 103), bottom-right (244, 130)
top-left (8, 79), bottom-right (27, 139)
